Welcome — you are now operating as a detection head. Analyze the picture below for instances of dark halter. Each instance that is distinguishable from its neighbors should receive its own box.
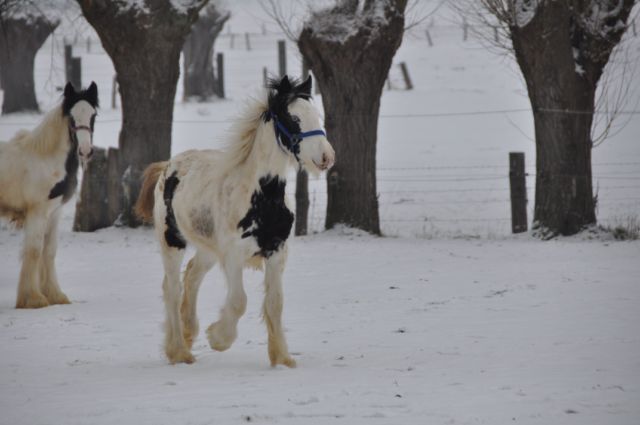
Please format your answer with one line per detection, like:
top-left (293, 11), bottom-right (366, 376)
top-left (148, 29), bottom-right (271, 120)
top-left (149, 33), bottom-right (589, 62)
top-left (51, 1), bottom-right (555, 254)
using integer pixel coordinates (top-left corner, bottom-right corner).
top-left (268, 111), bottom-right (326, 161)
top-left (70, 124), bottom-right (92, 133)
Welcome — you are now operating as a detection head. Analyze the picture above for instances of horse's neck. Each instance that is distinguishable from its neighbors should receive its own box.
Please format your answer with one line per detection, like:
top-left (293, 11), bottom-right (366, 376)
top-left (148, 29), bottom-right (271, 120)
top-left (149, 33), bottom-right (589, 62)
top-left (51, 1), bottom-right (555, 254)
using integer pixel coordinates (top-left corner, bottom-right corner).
top-left (24, 105), bottom-right (70, 156)
top-left (240, 123), bottom-right (291, 186)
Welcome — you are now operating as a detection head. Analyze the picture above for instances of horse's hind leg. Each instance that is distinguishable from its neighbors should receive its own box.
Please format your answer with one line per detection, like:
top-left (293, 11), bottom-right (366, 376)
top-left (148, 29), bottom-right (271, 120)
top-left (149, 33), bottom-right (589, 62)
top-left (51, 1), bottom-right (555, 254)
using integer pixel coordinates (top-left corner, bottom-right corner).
top-left (160, 243), bottom-right (191, 364)
top-left (40, 208), bottom-right (70, 305)
top-left (263, 246), bottom-right (296, 368)
top-left (207, 253), bottom-right (246, 352)
top-left (16, 208), bottom-right (49, 309)
top-left (180, 249), bottom-right (216, 349)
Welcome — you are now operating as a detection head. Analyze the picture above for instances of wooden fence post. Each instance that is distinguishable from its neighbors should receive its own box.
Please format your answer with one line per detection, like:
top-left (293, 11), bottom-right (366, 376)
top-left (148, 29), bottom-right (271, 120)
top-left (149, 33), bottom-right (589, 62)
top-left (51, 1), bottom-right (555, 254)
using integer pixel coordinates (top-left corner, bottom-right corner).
top-left (216, 53), bottom-right (225, 99)
top-left (278, 40), bottom-right (286, 78)
top-left (263, 66), bottom-right (268, 87)
top-left (111, 75), bottom-right (118, 109)
top-left (399, 62), bottom-right (413, 90)
top-left (463, 18), bottom-right (468, 41)
top-left (230, 33), bottom-right (235, 48)
top-left (64, 44), bottom-right (81, 88)
top-left (73, 147), bottom-right (110, 232)
top-left (245, 32), bottom-right (251, 51)
top-left (107, 147), bottom-right (122, 224)
top-left (295, 60), bottom-right (311, 236)
top-left (509, 152), bottom-right (527, 233)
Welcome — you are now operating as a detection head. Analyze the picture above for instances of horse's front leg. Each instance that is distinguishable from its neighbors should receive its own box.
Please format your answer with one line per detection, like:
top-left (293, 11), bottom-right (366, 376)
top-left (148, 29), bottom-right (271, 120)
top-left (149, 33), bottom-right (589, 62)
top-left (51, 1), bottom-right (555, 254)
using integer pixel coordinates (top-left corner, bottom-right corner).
top-left (40, 208), bottom-right (70, 305)
top-left (16, 208), bottom-right (49, 309)
top-left (263, 245), bottom-right (296, 368)
top-left (207, 252), bottom-right (246, 352)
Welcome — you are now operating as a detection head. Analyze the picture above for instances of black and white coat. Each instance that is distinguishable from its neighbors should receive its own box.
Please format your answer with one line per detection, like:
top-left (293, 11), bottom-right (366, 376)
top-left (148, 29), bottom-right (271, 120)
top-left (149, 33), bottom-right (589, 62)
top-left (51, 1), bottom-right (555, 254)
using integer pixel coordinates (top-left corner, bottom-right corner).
top-left (142, 76), bottom-right (334, 366)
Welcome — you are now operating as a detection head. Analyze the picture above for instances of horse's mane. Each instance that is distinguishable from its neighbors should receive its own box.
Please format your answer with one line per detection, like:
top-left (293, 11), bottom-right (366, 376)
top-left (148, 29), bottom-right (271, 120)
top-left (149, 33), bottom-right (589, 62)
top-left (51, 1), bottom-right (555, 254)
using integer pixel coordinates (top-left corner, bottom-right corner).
top-left (10, 104), bottom-right (68, 155)
top-left (221, 92), bottom-right (269, 172)
top-left (221, 77), bottom-right (311, 172)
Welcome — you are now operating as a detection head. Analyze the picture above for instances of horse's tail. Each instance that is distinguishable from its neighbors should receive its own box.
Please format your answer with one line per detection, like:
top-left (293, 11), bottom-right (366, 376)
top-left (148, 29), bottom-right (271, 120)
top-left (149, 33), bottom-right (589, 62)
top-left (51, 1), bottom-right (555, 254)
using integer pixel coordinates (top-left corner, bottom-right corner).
top-left (135, 161), bottom-right (168, 223)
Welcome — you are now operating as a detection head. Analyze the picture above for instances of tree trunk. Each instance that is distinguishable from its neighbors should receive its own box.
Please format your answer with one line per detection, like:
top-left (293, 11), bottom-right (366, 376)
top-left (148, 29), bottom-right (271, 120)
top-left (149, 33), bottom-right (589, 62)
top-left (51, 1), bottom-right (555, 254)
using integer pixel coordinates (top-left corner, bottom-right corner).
top-left (509, 0), bottom-right (634, 237)
top-left (0, 16), bottom-right (58, 114)
top-left (183, 4), bottom-right (229, 100)
top-left (298, 0), bottom-right (407, 235)
top-left (77, 0), bottom-right (204, 226)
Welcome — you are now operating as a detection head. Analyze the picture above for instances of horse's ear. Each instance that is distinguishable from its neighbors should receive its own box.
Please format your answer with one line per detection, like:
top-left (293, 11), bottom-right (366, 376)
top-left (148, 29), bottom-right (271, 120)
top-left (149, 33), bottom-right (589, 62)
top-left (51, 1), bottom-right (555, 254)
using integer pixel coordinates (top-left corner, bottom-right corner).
top-left (86, 81), bottom-right (99, 107)
top-left (279, 75), bottom-right (291, 92)
top-left (64, 82), bottom-right (76, 99)
top-left (298, 75), bottom-right (312, 97)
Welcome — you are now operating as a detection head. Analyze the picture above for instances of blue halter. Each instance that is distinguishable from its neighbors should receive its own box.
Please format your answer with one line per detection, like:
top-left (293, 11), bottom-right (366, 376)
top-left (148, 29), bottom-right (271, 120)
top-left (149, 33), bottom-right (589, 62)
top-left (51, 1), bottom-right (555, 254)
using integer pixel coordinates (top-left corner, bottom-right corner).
top-left (269, 112), bottom-right (326, 160)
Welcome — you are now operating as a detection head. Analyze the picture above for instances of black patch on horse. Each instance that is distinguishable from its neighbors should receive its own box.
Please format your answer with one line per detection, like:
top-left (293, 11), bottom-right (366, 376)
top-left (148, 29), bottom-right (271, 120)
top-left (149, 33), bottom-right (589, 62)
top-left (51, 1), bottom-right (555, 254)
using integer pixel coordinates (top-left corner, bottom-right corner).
top-left (48, 128), bottom-right (79, 203)
top-left (238, 174), bottom-right (294, 258)
top-left (261, 75), bottom-right (313, 155)
top-left (163, 172), bottom-right (186, 249)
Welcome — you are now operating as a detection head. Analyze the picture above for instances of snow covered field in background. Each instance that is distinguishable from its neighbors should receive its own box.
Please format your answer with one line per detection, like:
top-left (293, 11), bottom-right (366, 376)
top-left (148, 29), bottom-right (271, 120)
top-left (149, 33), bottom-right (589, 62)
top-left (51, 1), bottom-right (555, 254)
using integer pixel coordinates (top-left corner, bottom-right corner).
top-left (0, 1), bottom-right (639, 424)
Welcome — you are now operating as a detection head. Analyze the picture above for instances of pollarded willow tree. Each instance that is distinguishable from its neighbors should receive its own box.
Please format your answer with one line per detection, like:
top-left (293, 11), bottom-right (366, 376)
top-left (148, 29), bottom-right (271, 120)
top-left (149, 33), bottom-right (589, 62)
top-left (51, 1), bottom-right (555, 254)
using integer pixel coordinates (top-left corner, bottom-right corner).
top-left (478, 0), bottom-right (636, 237)
top-left (297, 0), bottom-right (408, 235)
top-left (77, 0), bottom-right (207, 226)
top-left (182, 1), bottom-right (230, 100)
top-left (0, 0), bottom-right (59, 114)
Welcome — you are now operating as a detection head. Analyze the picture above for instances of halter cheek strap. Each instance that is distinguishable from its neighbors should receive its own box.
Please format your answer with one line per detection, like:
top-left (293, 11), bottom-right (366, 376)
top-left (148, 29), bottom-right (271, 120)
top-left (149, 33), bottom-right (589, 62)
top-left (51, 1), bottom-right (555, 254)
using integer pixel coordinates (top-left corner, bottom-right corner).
top-left (269, 112), bottom-right (326, 161)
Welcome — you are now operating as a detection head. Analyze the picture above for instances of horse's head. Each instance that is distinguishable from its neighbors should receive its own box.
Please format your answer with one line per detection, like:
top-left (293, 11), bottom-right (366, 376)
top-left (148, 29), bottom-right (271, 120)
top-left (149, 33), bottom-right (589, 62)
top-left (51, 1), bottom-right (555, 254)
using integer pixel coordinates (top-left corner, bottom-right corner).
top-left (62, 81), bottom-right (98, 169)
top-left (265, 75), bottom-right (335, 175)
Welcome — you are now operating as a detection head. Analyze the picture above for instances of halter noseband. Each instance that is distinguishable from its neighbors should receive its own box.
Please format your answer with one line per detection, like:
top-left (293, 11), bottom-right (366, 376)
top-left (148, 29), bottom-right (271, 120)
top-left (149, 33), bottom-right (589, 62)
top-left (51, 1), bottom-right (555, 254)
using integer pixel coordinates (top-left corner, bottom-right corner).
top-left (269, 112), bottom-right (326, 160)
top-left (70, 124), bottom-right (92, 133)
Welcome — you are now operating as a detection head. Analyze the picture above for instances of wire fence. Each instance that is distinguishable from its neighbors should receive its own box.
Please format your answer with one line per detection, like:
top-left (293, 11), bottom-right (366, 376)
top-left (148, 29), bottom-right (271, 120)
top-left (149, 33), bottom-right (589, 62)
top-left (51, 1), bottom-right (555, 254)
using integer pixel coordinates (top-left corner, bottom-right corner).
top-left (3, 22), bottom-right (639, 236)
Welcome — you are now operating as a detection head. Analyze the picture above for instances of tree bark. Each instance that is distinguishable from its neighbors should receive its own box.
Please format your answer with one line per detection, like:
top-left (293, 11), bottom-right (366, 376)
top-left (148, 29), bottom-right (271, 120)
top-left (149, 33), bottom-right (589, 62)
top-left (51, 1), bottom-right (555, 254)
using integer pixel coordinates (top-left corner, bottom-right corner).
top-left (182, 4), bottom-right (229, 100)
top-left (77, 0), bottom-right (205, 226)
top-left (0, 16), bottom-right (58, 114)
top-left (298, 0), bottom-right (407, 235)
top-left (508, 0), bottom-right (634, 237)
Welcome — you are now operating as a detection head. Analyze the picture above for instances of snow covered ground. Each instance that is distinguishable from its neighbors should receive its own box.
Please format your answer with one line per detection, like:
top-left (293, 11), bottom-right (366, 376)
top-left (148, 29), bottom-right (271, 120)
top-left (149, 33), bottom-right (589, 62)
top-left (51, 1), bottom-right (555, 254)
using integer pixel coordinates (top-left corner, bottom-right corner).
top-left (1, 1), bottom-right (639, 424)
top-left (1, 221), bottom-right (639, 424)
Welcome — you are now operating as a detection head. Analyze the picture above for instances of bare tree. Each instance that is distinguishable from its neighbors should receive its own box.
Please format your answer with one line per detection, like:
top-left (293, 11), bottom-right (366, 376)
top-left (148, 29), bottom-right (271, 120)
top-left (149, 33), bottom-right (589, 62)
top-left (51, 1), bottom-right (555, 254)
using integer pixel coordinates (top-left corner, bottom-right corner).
top-left (299, 0), bottom-right (408, 235)
top-left (266, 0), bottom-right (408, 235)
top-left (467, 0), bottom-right (637, 237)
top-left (182, 2), bottom-right (230, 101)
top-left (76, 0), bottom-right (207, 226)
top-left (0, 1), bottom-right (59, 114)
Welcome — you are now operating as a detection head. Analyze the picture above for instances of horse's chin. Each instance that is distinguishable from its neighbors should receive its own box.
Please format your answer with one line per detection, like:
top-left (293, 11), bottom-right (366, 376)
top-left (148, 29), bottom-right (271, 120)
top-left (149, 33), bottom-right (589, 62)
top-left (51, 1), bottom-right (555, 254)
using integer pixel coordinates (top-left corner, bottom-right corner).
top-left (301, 159), bottom-right (323, 178)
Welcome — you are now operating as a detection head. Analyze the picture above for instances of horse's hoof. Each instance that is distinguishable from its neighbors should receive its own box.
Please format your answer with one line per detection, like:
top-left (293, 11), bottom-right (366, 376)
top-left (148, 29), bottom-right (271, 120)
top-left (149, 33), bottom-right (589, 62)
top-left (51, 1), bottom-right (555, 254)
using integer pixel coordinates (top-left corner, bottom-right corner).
top-left (206, 322), bottom-right (236, 352)
top-left (16, 293), bottom-right (50, 309)
top-left (46, 292), bottom-right (71, 305)
top-left (271, 355), bottom-right (297, 368)
top-left (166, 348), bottom-right (195, 365)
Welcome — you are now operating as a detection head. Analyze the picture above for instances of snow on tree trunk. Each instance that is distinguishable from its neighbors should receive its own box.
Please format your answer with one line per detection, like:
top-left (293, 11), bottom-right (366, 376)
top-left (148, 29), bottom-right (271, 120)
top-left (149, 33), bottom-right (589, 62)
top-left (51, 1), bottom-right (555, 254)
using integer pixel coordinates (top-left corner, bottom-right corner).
top-left (182, 3), bottom-right (229, 101)
top-left (77, 0), bottom-right (205, 226)
top-left (507, 0), bottom-right (635, 237)
top-left (298, 0), bottom-right (408, 235)
top-left (0, 16), bottom-right (58, 114)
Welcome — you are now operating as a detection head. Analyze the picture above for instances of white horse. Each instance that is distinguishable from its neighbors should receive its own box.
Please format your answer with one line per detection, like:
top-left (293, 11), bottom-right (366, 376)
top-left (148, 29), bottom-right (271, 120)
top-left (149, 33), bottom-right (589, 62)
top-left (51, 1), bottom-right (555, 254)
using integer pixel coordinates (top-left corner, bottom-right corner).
top-left (135, 75), bottom-right (334, 366)
top-left (0, 82), bottom-right (98, 308)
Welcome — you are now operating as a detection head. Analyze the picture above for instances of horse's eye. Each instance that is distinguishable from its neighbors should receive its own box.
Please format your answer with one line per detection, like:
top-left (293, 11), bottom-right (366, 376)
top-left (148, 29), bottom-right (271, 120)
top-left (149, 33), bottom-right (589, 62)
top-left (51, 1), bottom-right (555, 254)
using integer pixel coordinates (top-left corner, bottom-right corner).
top-left (291, 115), bottom-right (300, 123)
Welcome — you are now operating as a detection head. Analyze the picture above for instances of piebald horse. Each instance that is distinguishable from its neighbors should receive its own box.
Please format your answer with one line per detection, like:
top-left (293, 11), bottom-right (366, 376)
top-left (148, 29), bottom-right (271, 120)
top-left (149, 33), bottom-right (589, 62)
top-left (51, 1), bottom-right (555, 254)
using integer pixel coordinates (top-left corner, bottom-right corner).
top-left (0, 82), bottom-right (98, 308)
top-left (135, 75), bottom-right (334, 366)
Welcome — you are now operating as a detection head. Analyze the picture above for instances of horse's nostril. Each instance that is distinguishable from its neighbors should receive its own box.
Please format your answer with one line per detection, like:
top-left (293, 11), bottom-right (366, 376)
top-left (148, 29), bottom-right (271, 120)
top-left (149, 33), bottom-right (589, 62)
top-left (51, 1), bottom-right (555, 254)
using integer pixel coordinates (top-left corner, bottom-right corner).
top-left (87, 149), bottom-right (94, 158)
